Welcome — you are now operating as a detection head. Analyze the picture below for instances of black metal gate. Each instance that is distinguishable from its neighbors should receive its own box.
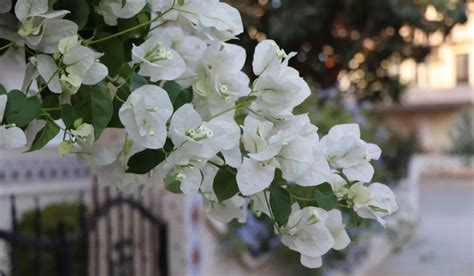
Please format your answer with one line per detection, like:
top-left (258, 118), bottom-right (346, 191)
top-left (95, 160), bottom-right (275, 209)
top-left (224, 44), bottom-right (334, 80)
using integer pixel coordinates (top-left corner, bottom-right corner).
top-left (0, 184), bottom-right (168, 276)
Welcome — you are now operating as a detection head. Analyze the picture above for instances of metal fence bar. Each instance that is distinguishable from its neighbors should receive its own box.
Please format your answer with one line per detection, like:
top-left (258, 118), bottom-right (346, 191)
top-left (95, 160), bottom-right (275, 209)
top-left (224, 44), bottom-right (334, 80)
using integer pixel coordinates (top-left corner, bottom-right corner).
top-left (92, 181), bottom-right (100, 276)
top-left (10, 195), bottom-right (17, 276)
top-left (34, 196), bottom-right (42, 276)
top-left (56, 219), bottom-right (72, 276)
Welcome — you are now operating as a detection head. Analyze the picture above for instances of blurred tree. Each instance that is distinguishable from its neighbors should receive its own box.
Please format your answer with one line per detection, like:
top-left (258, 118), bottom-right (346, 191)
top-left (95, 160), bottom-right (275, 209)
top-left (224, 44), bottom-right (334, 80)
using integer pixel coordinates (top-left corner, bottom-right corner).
top-left (226, 0), bottom-right (467, 102)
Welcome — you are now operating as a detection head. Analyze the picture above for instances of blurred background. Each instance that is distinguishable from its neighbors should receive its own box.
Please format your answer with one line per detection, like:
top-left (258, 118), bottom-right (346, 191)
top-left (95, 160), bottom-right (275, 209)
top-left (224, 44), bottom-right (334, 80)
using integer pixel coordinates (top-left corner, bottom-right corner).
top-left (0, 0), bottom-right (472, 275)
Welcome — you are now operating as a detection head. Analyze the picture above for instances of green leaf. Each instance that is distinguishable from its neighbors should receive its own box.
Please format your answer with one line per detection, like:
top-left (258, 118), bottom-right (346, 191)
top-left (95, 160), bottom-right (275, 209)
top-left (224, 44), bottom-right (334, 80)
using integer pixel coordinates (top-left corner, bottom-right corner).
top-left (270, 186), bottom-right (292, 227)
top-left (117, 11), bottom-right (151, 40)
top-left (314, 183), bottom-right (338, 211)
top-left (57, 0), bottom-right (90, 30)
top-left (164, 173), bottom-right (182, 194)
top-left (41, 94), bottom-right (61, 119)
top-left (28, 120), bottom-right (60, 152)
top-left (4, 90), bottom-right (41, 127)
top-left (130, 73), bottom-right (147, 90)
top-left (72, 84), bottom-right (113, 139)
top-left (163, 82), bottom-right (192, 110)
top-left (213, 167), bottom-right (239, 202)
top-left (0, 84), bottom-right (6, 95)
top-left (126, 149), bottom-right (165, 174)
top-left (93, 33), bottom-right (125, 77)
top-left (61, 104), bottom-right (75, 129)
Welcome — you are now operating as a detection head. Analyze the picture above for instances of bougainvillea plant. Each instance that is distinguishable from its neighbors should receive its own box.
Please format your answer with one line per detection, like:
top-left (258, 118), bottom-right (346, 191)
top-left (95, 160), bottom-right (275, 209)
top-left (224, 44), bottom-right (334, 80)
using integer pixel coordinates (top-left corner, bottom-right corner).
top-left (0, 0), bottom-right (398, 268)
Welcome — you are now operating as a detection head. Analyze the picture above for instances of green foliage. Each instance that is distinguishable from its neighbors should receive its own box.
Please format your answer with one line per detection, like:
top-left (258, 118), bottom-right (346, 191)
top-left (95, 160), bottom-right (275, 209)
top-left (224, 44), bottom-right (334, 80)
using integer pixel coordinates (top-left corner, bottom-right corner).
top-left (314, 183), bottom-right (338, 211)
top-left (93, 33), bottom-right (125, 77)
top-left (164, 172), bottom-right (182, 194)
top-left (213, 167), bottom-right (239, 202)
top-left (269, 186), bottom-right (292, 227)
top-left (71, 84), bottom-right (113, 138)
top-left (28, 119), bottom-right (60, 152)
top-left (163, 81), bottom-right (194, 110)
top-left (126, 148), bottom-right (166, 174)
top-left (16, 202), bottom-right (88, 276)
top-left (4, 90), bottom-right (41, 127)
top-left (55, 0), bottom-right (90, 30)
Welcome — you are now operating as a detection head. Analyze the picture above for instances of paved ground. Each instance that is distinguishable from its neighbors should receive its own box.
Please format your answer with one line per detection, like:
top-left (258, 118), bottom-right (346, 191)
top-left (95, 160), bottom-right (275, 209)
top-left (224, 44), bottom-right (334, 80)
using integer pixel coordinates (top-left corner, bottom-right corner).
top-left (365, 176), bottom-right (474, 276)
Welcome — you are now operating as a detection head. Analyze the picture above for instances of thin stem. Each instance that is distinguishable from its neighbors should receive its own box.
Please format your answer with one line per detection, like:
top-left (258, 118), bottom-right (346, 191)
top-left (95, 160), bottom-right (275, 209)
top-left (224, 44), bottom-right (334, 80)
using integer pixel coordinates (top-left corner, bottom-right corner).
top-left (41, 112), bottom-right (66, 131)
top-left (264, 190), bottom-right (282, 234)
top-left (289, 193), bottom-right (316, 202)
top-left (41, 107), bottom-right (62, 112)
top-left (337, 171), bottom-right (353, 186)
top-left (116, 64), bottom-right (140, 89)
top-left (208, 161), bottom-right (236, 175)
top-left (0, 42), bottom-right (14, 52)
top-left (84, 3), bottom-right (175, 46)
top-left (37, 68), bottom-right (61, 94)
top-left (206, 97), bottom-right (255, 121)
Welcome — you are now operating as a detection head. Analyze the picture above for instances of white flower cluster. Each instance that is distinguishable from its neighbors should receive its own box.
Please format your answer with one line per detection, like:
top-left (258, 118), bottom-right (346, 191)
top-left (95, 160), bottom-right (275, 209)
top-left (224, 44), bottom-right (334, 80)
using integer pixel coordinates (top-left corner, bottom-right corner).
top-left (0, 0), bottom-right (398, 269)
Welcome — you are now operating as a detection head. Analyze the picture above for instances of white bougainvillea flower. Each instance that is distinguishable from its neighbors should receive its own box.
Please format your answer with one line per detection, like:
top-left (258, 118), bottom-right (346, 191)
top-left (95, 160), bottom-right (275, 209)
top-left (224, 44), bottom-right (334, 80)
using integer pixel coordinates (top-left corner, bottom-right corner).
top-left (237, 116), bottom-right (284, 196)
top-left (195, 0), bottom-right (243, 41)
top-left (281, 205), bottom-right (350, 268)
top-left (131, 32), bottom-right (186, 81)
top-left (35, 54), bottom-right (61, 93)
top-left (77, 142), bottom-right (117, 167)
top-left (97, 0), bottom-right (146, 26)
top-left (193, 42), bottom-right (250, 118)
top-left (35, 37), bottom-right (108, 94)
top-left (70, 122), bottom-right (95, 146)
top-left (0, 94), bottom-right (27, 149)
top-left (252, 57), bottom-right (310, 117)
top-left (14, 0), bottom-right (78, 53)
top-left (119, 85), bottom-right (173, 149)
top-left (152, 25), bottom-right (207, 87)
top-left (253, 39), bottom-right (289, 76)
top-left (63, 43), bottom-right (109, 85)
top-left (348, 182), bottom-right (398, 227)
top-left (169, 104), bottom-right (240, 160)
top-left (154, 0), bottom-right (243, 42)
top-left (319, 124), bottom-right (381, 182)
top-left (327, 174), bottom-right (349, 198)
top-left (325, 209), bottom-right (351, 250)
top-left (271, 114), bottom-right (330, 184)
top-left (280, 206), bottom-right (334, 268)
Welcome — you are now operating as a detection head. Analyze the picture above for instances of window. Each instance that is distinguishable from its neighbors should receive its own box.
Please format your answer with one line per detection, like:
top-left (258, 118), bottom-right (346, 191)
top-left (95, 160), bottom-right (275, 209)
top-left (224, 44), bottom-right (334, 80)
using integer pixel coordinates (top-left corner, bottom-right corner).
top-left (456, 54), bottom-right (469, 84)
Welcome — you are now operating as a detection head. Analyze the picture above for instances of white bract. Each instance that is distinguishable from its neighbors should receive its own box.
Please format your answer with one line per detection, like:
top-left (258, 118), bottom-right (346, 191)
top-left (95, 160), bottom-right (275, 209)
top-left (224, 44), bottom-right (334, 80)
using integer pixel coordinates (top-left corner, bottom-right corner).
top-left (154, 0), bottom-right (243, 42)
top-left (0, 94), bottom-right (27, 149)
top-left (193, 42), bottom-right (250, 118)
top-left (169, 104), bottom-right (240, 160)
top-left (131, 33), bottom-right (186, 81)
top-left (348, 182), bottom-right (399, 227)
top-left (13, 0), bottom-right (78, 53)
top-left (280, 205), bottom-right (350, 268)
top-left (251, 40), bottom-right (310, 117)
top-left (35, 35), bottom-right (108, 94)
top-left (97, 0), bottom-right (146, 26)
top-left (237, 114), bottom-right (332, 196)
top-left (320, 123), bottom-right (381, 182)
top-left (119, 85), bottom-right (173, 149)
top-left (152, 25), bottom-right (207, 87)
